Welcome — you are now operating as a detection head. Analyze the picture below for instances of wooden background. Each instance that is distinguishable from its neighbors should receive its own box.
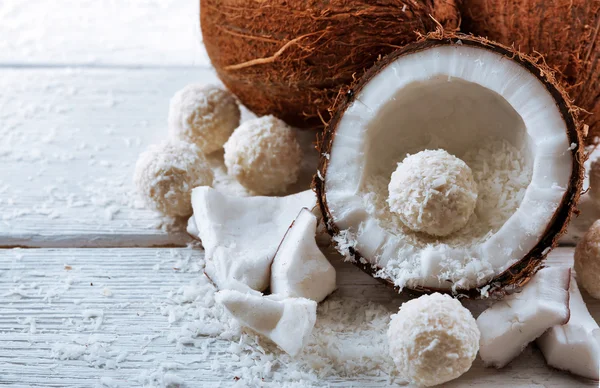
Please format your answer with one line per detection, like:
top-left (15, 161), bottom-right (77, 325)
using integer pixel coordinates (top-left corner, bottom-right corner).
top-left (0, 1), bottom-right (597, 386)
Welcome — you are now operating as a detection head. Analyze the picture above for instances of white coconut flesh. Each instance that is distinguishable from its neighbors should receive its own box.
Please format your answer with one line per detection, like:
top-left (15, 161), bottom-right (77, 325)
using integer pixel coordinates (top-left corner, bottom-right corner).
top-left (325, 44), bottom-right (573, 291)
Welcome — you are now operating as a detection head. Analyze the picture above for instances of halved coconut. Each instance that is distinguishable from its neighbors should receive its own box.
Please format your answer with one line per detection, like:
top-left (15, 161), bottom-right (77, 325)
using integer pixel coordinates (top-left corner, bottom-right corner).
top-left (315, 33), bottom-right (585, 297)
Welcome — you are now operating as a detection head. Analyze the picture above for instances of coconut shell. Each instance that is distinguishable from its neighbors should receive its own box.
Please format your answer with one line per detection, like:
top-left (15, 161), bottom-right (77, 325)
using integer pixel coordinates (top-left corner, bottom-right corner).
top-left (460, 0), bottom-right (600, 144)
top-left (200, 0), bottom-right (459, 129)
top-left (314, 32), bottom-right (586, 299)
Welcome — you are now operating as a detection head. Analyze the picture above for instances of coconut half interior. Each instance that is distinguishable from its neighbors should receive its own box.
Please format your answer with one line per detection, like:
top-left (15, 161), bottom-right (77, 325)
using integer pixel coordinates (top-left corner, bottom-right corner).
top-left (324, 43), bottom-right (574, 291)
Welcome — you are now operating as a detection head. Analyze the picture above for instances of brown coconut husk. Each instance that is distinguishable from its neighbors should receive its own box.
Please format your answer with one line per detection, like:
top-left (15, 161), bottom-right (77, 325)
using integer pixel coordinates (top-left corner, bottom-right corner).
top-left (460, 0), bottom-right (600, 144)
top-left (313, 32), bottom-right (586, 299)
top-left (200, 0), bottom-right (459, 129)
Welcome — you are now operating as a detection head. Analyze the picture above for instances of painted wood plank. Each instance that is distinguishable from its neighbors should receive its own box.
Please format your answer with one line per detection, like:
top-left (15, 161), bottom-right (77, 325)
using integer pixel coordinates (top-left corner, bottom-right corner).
top-left (0, 68), bottom-right (203, 247)
top-left (0, 67), bottom-right (321, 247)
top-left (0, 0), bottom-right (209, 67)
top-left (0, 247), bottom-right (596, 387)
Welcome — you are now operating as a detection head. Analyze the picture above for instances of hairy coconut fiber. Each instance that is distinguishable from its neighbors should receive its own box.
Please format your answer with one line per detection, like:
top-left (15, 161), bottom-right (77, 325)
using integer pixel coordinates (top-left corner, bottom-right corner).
top-left (314, 32), bottom-right (586, 299)
top-left (460, 0), bottom-right (600, 143)
top-left (200, 0), bottom-right (459, 129)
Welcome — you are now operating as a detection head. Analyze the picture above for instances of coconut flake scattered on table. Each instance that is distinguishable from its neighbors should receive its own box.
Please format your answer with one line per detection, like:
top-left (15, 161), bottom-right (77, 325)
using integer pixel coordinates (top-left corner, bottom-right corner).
top-left (160, 253), bottom-right (400, 386)
top-left (360, 137), bottom-right (531, 291)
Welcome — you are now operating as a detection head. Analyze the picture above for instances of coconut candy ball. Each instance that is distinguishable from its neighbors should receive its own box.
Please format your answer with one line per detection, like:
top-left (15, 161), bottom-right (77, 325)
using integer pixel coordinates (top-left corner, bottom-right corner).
top-left (574, 219), bottom-right (600, 299)
top-left (388, 149), bottom-right (478, 237)
top-left (168, 84), bottom-right (240, 154)
top-left (387, 293), bottom-right (480, 387)
top-left (224, 115), bottom-right (302, 195)
top-left (134, 141), bottom-right (214, 217)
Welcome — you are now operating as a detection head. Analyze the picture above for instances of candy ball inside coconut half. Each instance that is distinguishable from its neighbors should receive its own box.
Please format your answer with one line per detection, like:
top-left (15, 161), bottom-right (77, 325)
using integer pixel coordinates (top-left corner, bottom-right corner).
top-left (315, 33), bottom-right (584, 297)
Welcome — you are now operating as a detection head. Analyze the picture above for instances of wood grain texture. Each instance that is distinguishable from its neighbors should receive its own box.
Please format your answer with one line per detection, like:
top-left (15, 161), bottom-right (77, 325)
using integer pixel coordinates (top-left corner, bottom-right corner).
top-left (0, 68), bottom-right (320, 248)
top-left (0, 68), bottom-right (203, 247)
top-left (0, 0), bottom-right (209, 66)
top-left (0, 247), bottom-right (596, 387)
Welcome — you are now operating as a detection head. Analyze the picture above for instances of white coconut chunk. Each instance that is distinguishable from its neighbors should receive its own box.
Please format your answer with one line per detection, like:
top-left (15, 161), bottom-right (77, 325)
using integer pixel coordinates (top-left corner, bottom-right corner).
top-left (186, 215), bottom-right (199, 238)
top-left (477, 267), bottom-right (571, 368)
top-left (537, 275), bottom-right (600, 380)
top-left (271, 208), bottom-right (336, 302)
top-left (215, 290), bottom-right (317, 357)
top-left (190, 187), bottom-right (316, 292)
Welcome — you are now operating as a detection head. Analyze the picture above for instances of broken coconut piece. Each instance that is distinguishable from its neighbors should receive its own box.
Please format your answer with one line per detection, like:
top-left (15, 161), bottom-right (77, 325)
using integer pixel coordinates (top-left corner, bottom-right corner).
top-left (215, 290), bottom-right (317, 357)
top-left (477, 267), bottom-right (571, 368)
top-left (271, 208), bottom-right (336, 302)
top-left (387, 293), bottom-right (480, 387)
top-left (315, 34), bottom-right (584, 296)
top-left (186, 215), bottom-right (199, 238)
top-left (537, 275), bottom-right (600, 380)
top-left (190, 187), bottom-right (316, 292)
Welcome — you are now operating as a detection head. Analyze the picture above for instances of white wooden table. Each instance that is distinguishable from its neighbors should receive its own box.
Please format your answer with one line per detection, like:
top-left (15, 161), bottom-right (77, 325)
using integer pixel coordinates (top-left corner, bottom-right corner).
top-left (0, 2), bottom-right (597, 387)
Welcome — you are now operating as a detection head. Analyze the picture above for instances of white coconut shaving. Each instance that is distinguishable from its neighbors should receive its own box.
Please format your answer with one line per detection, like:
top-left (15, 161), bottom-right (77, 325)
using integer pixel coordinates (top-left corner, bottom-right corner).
top-left (362, 137), bottom-right (531, 290)
top-left (162, 263), bottom-right (400, 386)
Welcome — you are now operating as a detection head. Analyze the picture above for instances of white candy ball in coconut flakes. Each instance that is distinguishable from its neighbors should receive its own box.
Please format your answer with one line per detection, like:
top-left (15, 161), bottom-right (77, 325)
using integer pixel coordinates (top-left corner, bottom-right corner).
top-left (388, 149), bottom-right (478, 237)
top-left (168, 84), bottom-right (240, 154)
top-left (387, 293), bottom-right (480, 387)
top-left (134, 141), bottom-right (213, 217)
top-left (224, 115), bottom-right (302, 195)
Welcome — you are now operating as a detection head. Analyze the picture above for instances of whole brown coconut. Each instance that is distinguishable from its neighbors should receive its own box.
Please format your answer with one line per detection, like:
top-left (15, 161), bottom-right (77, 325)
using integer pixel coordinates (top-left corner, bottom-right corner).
top-left (200, 0), bottom-right (459, 129)
top-left (460, 0), bottom-right (600, 143)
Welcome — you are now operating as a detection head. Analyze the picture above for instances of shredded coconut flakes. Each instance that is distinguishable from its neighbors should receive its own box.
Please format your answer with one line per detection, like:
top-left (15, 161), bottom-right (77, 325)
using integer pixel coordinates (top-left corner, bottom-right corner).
top-left (362, 138), bottom-right (532, 290)
top-left (159, 255), bottom-right (401, 386)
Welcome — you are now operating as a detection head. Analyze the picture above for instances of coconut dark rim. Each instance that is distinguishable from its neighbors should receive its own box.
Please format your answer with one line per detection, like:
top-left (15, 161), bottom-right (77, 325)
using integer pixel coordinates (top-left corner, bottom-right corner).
top-left (313, 32), bottom-right (586, 299)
